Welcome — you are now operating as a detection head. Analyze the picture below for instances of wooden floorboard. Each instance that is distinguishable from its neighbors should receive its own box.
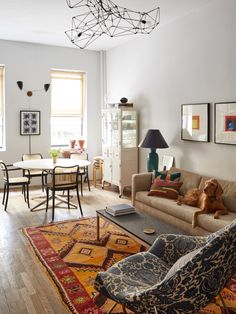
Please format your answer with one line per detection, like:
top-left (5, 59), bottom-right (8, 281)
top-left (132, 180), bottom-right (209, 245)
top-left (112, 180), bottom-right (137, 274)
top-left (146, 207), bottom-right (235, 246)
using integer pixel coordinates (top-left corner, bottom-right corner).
top-left (0, 184), bottom-right (131, 314)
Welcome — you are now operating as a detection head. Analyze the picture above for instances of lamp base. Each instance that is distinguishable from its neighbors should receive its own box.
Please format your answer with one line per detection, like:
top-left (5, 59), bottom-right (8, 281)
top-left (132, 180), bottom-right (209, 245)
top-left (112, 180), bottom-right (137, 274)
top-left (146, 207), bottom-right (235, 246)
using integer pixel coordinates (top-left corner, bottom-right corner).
top-left (147, 149), bottom-right (159, 172)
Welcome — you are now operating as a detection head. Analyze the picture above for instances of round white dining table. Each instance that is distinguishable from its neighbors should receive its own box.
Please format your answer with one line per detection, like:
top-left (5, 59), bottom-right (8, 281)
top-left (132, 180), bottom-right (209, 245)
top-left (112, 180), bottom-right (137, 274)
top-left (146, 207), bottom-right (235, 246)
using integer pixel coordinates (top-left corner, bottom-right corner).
top-left (13, 158), bottom-right (91, 212)
top-left (13, 158), bottom-right (91, 170)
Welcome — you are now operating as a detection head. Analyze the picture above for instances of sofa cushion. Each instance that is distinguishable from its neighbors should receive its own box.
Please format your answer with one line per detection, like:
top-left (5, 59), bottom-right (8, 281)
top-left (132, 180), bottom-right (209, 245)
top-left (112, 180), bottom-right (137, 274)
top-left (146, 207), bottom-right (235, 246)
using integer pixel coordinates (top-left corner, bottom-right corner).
top-left (199, 176), bottom-right (236, 213)
top-left (155, 171), bottom-right (181, 182)
top-left (135, 191), bottom-right (236, 232)
top-left (148, 179), bottom-right (183, 200)
top-left (136, 191), bottom-right (196, 224)
top-left (168, 167), bottom-right (202, 196)
top-left (154, 171), bottom-right (167, 180)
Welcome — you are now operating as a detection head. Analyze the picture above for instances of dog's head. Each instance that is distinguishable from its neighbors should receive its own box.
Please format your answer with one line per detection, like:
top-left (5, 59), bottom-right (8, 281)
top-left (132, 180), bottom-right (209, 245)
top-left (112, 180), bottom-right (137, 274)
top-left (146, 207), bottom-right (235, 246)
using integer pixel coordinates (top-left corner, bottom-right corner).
top-left (203, 179), bottom-right (223, 200)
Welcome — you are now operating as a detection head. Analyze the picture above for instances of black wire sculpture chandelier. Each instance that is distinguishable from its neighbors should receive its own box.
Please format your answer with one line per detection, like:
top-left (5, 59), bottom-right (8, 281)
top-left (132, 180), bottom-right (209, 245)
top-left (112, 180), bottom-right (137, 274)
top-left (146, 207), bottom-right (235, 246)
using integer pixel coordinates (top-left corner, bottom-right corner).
top-left (65, 0), bottom-right (160, 49)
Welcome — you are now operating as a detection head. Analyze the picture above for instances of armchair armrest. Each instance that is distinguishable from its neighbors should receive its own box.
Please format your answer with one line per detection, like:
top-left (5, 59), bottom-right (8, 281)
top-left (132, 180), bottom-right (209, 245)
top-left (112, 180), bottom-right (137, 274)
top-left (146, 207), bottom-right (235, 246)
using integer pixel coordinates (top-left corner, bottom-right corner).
top-left (132, 172), bottom-right (153, 205)
top-left (149, 234), bottom-right (207, 266)
top-left (5, 165), bottom-right (22, 171)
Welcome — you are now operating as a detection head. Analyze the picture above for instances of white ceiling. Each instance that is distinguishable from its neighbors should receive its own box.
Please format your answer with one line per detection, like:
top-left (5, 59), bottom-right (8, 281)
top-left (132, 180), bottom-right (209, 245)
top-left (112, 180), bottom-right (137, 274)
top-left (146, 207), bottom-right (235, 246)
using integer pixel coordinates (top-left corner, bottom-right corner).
top-left (0, 0), bottom-right (215, 51)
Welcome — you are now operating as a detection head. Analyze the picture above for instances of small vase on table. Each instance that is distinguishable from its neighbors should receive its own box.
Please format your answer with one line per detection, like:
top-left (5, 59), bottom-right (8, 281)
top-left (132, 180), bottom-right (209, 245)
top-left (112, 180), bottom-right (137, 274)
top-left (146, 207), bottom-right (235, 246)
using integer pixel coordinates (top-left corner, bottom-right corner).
top-left (52, 156), bottom-right (58, 164)
top-left (49, 149), bottom-right (61, 164)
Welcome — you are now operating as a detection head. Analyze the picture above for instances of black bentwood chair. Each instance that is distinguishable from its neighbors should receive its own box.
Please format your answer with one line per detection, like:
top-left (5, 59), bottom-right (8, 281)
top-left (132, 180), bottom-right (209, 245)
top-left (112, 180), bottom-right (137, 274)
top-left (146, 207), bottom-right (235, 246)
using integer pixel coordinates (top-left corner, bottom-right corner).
top-left (0, 160), bottom-right (30, 211)
top-left (45, 165), bottom-right (83, 221)
top-left (22, 153), bottom-right (48, 191)
top-left (70, 152), bottom-right (91, 196)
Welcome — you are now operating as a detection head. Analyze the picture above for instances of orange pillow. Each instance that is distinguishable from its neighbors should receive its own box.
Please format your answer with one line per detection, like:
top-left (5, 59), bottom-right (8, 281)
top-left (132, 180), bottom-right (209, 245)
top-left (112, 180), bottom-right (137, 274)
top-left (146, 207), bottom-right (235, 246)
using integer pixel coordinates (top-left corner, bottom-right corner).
top-left (148, 179), bottom-right (183, 200)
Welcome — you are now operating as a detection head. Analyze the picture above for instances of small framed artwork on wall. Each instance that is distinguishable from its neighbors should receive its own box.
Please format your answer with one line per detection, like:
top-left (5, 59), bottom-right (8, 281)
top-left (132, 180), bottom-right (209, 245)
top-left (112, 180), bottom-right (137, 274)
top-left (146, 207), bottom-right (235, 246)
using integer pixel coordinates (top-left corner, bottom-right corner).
top-left (20, 110), bottom-right (41, 135)
top-left (181, 103), bottom-right (210, 142)
top-left (215, 102), bottom-right (236, 145)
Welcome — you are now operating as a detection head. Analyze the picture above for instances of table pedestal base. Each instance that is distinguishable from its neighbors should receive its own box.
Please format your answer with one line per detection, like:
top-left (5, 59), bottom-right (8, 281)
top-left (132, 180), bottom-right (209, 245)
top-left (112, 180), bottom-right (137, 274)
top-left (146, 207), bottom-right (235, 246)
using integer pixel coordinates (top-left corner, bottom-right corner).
top-left (30, 194), bottom-right (77, 212)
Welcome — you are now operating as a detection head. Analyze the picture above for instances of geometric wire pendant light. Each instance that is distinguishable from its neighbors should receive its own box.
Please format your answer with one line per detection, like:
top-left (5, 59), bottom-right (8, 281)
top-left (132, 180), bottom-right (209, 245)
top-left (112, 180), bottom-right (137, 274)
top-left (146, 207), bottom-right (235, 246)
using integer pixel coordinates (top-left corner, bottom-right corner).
top-left (65, 0), bottom-right (160, 49)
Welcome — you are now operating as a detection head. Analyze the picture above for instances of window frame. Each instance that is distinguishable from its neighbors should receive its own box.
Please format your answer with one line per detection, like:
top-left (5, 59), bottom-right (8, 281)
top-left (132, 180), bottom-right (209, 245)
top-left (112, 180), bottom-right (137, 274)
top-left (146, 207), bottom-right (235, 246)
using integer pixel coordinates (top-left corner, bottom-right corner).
top-left (50, 69), bottom-right (86, 148)
top-left (0, 65), bottom-right (5, 150)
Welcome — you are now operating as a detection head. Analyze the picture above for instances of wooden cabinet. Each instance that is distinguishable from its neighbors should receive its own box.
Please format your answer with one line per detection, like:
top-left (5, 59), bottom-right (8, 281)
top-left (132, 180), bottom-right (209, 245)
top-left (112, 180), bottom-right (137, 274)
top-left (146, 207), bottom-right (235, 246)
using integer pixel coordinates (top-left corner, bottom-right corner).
top-left (102, 107), bottom-right (138, 197)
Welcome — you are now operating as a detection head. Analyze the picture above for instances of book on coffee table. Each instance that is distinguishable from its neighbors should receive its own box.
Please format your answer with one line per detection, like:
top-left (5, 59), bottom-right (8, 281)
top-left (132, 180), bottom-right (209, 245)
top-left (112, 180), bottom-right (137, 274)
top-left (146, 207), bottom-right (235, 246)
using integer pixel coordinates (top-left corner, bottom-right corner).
top-left (105, 204), bottom-right (135, 216)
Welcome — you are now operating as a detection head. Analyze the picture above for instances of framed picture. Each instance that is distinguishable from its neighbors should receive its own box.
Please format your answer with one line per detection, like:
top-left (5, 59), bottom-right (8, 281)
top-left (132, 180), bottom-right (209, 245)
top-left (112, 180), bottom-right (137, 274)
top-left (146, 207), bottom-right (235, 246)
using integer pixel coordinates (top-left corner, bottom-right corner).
top-left (215, 102), bottom-right (236, 145)
top-left (20, 110), bottom-right (41, 135)
top-left (181, 103), bottom-right (210, 142)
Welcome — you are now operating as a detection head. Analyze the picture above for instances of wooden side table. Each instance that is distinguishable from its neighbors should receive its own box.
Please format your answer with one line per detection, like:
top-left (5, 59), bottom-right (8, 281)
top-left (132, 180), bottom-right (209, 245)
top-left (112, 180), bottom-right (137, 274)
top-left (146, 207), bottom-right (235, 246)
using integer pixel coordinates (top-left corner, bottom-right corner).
top-left (93, 156), bottom-right (103, 187)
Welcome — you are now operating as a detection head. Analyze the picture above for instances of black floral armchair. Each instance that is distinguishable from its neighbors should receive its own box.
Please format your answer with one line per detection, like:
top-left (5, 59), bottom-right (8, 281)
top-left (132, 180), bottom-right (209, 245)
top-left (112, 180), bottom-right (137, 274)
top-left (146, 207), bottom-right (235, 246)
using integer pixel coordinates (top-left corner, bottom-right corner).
top-left (94, 220), bottom-right (236, 314)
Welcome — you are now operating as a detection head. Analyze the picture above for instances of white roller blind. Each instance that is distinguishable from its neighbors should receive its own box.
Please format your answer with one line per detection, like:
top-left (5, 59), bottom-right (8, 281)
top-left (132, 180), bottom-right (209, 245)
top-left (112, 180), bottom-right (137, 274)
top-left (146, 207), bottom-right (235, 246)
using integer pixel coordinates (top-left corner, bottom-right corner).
top-left (51, 70), bottom-right (85, 117)
top-left (0, 66), bottom-right (3, 118)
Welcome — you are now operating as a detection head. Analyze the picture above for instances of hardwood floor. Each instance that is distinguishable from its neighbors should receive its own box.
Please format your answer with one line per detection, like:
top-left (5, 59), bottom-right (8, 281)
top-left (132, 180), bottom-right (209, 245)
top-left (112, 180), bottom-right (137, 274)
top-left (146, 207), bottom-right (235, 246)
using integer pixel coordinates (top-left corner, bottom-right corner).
top-left (0, 184), bottom-right (131, 314)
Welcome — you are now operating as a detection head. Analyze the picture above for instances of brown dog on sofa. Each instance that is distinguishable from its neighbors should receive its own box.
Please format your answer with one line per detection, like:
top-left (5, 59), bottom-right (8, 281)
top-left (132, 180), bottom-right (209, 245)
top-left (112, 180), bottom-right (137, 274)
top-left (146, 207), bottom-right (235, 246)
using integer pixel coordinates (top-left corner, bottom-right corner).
top-left (177, 178), bottom-right (228, 228)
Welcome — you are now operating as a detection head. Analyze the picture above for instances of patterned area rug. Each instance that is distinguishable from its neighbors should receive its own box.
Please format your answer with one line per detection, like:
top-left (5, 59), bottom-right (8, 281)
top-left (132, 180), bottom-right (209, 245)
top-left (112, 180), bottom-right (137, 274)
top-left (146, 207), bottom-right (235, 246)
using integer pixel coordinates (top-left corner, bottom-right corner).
top-left (199, 278), bottom-right (236, 314)
top-left (23, 218), bottom-right (236, 314)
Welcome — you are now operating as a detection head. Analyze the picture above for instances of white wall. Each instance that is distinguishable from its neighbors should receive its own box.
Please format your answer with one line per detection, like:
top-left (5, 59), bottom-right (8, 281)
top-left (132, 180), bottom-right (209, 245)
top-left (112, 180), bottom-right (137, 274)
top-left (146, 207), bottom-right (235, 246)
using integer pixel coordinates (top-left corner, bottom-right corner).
top-left (105, 0), bottom-right (236, 181)
top-left (0, 40), bottom-right (101, 167)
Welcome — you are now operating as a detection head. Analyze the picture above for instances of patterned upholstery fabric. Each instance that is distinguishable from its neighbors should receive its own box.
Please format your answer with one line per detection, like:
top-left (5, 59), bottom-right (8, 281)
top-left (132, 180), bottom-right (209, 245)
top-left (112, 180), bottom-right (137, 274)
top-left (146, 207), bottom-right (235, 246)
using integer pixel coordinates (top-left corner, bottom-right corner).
top-left (94, 220), bottom-right (236, 314)
top-left (148, 179), bottom-right (183, 199)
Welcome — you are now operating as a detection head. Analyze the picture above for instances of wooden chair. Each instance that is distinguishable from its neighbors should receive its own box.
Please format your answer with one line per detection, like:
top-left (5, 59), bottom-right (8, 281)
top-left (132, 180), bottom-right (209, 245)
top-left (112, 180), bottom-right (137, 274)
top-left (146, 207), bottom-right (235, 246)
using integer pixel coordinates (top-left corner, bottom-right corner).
top-left (70, 153), bottom-right (91, 196)
top-left (22, 153), bottom-right (47, 191)
top-left (45, 165), bottom-right (83, 221)
top-left (92, 156), bottom-right (103, 187)
top-left (0, 160), bottom-right (30, 211)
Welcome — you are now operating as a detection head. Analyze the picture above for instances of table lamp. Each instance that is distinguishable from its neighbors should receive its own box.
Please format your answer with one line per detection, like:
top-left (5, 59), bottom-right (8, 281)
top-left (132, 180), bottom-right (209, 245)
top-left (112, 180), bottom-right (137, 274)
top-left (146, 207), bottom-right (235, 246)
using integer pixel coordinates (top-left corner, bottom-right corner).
top-left (139, 129), bottom-right (168, 172)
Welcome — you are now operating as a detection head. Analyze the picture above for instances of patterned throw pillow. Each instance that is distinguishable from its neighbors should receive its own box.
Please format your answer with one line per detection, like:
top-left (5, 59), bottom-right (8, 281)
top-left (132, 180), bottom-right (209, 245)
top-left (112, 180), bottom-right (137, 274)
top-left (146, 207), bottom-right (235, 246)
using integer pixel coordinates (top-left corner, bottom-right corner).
top-left (154, 171), bottom-right (167, 180)
top-left (148, 179), bottom-right (183, 199)
top-left (155, 171), bottom-right (181, 182)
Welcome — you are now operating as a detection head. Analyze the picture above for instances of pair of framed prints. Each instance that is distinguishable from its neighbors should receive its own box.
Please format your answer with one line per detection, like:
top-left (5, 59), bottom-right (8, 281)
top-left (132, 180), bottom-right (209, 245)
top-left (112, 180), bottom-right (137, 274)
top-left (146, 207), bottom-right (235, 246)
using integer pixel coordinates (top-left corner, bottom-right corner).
top-left (181, 102), bottom-right (236, 145)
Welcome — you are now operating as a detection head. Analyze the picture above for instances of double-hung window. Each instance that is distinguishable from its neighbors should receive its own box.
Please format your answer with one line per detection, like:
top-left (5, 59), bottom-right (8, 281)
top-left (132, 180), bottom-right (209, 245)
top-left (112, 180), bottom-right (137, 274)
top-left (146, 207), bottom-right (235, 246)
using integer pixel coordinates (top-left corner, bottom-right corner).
top-left (0, 65), bottom-right (5, 149)
top-left (51, 69), bottom-right (85, 147)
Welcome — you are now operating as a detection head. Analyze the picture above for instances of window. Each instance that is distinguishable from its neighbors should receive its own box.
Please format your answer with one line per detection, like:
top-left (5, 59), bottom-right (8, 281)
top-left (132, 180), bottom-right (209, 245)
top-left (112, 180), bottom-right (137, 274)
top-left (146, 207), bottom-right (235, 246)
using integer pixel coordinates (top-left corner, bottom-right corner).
top-left (0, 65), bottom-right (5, 149)
top-left (50, 69), bottom-right (86, 146)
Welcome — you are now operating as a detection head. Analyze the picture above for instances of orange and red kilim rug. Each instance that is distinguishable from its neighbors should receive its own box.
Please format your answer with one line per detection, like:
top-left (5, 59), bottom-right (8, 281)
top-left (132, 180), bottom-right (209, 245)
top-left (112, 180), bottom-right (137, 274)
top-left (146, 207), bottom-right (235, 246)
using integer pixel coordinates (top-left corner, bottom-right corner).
top-left (23, 217), bottom-right (236, 314)
top-left (23, 217), bottom-right (141, 313)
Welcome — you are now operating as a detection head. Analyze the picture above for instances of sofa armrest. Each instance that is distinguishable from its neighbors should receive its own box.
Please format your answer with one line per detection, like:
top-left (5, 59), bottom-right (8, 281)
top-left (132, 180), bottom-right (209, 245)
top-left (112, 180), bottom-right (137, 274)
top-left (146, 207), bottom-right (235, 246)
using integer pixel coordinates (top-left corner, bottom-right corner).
top-left (132, 172), bottom-right (153, 205)
top-left (149, 234), bottom-right (207, 266)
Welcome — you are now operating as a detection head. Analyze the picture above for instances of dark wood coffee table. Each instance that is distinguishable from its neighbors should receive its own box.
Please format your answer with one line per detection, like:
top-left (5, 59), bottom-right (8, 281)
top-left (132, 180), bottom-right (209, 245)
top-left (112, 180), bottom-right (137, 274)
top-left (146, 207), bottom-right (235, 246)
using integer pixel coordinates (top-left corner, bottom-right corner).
top-left (96, 209), bottom-right (188, 248)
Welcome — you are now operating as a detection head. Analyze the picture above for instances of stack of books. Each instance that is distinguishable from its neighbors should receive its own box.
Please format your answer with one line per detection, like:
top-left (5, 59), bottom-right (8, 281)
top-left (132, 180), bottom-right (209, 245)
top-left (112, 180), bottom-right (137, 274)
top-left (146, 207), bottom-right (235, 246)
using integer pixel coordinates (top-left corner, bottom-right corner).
top-left (105, 204), bottom-right (135, 216)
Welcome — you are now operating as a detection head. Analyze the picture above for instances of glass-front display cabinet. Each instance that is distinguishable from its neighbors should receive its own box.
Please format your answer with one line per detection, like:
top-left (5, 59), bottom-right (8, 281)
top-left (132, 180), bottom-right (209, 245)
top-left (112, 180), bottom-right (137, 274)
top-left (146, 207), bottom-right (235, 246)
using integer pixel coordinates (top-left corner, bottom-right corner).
top-left (122, 110), bottom-right (137, 148)
top-left (102, 107), bottom-right (138, 197)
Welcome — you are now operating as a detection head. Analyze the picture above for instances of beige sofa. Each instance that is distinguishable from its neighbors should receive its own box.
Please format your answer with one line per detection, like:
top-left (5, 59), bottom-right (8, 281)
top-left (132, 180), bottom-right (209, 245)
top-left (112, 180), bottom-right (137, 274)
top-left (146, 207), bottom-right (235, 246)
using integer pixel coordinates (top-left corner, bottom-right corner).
top-left (132, 167), bottom-right (236, 236)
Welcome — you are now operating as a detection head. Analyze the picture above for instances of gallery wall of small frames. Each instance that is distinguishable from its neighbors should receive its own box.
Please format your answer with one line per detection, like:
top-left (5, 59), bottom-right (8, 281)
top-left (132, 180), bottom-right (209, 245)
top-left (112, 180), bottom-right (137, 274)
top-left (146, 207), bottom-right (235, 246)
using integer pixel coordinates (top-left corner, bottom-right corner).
top-left (181, 102), bottom-right (236, 145)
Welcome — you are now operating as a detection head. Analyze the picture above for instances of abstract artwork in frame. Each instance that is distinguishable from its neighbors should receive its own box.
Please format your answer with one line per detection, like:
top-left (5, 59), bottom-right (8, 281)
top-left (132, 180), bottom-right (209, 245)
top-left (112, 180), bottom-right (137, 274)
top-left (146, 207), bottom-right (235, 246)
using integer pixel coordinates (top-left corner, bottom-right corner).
top-left (20, 110), bottom-right (41, 135)
top-left (181, 103), bottom-right (210, 142)
top-left (215, 102), bottom-right (236, 145)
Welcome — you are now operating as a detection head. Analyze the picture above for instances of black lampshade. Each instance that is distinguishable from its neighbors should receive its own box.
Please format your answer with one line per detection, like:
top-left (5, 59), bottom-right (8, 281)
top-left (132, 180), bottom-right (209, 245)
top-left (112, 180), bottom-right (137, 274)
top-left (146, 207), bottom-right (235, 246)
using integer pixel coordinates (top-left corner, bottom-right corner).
top-left (44, 84), bottom-right (50, 92)
top-left (17, 81), bottom-right (23, 90)
top-left (139, 129), bottom-right (169, 149)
